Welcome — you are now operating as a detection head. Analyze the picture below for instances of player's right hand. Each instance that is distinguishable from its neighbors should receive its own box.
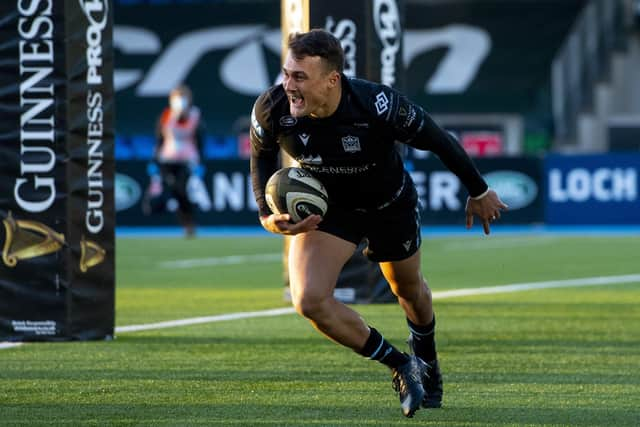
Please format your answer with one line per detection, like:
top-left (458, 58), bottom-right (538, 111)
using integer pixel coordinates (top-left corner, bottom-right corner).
top-left (259, 213), bottom-right (322, 235)
top-left (465, 188), bottom-right (508, 235)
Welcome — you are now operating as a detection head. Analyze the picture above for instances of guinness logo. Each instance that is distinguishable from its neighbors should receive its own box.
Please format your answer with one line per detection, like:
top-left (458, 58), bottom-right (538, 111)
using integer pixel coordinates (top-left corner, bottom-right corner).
top-left (2, 212), bottom-right (65, 267)
top-left (80, 236), bottom-right (106, 273)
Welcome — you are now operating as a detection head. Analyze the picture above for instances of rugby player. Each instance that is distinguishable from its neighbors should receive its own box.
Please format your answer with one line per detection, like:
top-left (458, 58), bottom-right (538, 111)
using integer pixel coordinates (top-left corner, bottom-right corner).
top-left (250, 29), bottom-right (507, 417)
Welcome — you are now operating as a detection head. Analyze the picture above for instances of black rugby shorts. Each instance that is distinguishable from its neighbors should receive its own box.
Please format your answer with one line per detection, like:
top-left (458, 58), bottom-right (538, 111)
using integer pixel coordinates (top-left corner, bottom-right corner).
top-left (317, 179), bottom-right (422, 262)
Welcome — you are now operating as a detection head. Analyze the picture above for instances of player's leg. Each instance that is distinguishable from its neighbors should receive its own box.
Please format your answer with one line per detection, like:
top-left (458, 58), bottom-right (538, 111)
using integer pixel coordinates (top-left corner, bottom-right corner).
top-left (288, 229), bottom-right (366, 349)
top-left (174, 164), bottom-right (195, 237)
top-left (289, 230), bottom-right (422, 416)
top-left (289, 230), bottom-right (406, 358)
top-left (365, 178), bottom-right (443, 410)
top-left (379, 251), bottom-right (432, 324)
top-left (379, 252), bottom-right (443, 408)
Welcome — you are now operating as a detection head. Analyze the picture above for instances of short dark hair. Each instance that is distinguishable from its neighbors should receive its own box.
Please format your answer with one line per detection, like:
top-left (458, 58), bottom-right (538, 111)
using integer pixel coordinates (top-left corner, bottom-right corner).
top-left (288, 29), bottom-right (344, 73)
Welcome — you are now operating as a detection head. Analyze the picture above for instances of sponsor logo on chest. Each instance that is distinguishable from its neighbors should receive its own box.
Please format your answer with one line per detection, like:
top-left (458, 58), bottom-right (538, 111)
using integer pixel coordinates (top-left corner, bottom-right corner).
top-left (296, 154), bottom-right (323, 165)
top-left (299, 133), bottom-right (310, 146)
top-left (341, 135), bottom-right (361, 153)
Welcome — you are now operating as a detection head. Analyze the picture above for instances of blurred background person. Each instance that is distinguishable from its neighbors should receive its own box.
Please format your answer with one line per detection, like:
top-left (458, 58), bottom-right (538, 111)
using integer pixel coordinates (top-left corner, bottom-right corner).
top-left (144, 84), bottom-right (206, 237)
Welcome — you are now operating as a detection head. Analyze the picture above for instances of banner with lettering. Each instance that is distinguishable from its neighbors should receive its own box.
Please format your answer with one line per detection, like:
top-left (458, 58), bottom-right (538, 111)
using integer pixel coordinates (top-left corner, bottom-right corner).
top-left (114, 157), bottom-right (544, 226)
top-left (112, 0), bottom-right (587, 137)
top-left (545, 154), bottom-right (640, 224)
top-left (0, 0), bottom-right (115, 341)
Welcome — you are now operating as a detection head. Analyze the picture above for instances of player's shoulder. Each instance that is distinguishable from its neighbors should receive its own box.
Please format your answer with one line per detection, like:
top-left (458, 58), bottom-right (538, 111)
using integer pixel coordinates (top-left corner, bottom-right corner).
top-left (158, 107), bottom-right (172, 124)
top-left (253, 84), bottom-right (288, 123)
top-left (344, 77), bottom-right (398, 120)
top-left (251, 84), bottom-right (289, 139)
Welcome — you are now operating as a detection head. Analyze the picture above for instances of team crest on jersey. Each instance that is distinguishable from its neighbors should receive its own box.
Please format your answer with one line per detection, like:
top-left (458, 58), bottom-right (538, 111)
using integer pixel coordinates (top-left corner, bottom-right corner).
top-left (341, 135), bottom-right (361, 153)
top-left (279, 116), bottom-right (297, 127)
top-left (374, 91), bottom-right (389, 115)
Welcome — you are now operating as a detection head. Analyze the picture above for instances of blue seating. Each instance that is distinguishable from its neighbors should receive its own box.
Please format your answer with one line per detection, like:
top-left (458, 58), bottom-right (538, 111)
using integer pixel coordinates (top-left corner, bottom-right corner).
top-left (130, 135), bottom-right (156, 159)
top-left (119, 134), bottom-right (241, 160)
top-left (115, 135), bottom-right (134, 160)
top-left (203, 135), bottom-right (237, 159)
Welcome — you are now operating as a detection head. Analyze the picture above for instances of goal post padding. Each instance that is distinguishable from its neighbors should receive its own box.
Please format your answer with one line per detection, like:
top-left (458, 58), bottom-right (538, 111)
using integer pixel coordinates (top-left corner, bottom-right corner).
top-left (0, 0), bottom-right (115, 341)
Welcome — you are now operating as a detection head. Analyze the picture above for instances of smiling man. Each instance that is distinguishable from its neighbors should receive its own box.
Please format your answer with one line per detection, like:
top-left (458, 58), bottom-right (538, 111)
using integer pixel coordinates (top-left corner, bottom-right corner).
top-left (250, 29), bottom-right (507, 418)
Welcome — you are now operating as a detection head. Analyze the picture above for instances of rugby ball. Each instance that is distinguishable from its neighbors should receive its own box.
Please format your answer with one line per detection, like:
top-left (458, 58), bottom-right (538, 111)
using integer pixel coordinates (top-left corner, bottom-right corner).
top-left (265, 167), bottom-right (329, 223)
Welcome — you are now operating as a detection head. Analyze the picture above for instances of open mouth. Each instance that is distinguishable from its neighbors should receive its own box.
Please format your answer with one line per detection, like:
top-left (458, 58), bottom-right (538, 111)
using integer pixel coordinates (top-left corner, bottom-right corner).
top-left (289, 93), bottom-right (305, 109)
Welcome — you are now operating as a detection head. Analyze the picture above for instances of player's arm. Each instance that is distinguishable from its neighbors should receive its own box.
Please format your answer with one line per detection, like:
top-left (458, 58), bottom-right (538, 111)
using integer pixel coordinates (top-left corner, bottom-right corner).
top-left (153, 111), bottom-right (165, 161)
top-left (413, 121), bottom-right (509, 234)
top-left (386, 92), bottom-right (508, 234)
top-left (249, 97), bottom-right (320, 235)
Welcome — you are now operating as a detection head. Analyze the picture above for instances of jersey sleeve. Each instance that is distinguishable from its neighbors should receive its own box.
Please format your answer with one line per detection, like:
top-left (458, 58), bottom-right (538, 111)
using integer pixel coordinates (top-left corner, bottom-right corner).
top-left (371, 86), bottom-right (488, 198)
top-left (249, 92), bottom-right (280, 217)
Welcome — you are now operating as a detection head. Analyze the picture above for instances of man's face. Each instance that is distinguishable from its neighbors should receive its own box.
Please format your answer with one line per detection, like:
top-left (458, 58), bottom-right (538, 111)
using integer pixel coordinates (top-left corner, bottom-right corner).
top-left (169, 92), bottom-right (190, 115)
top-left (282, 51), bottom-right (336, 118)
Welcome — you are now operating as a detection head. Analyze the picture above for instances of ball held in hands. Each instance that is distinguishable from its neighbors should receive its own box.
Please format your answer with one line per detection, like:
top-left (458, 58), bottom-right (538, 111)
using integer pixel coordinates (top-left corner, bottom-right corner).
top-left (265, 167), bottom-right (329, 223)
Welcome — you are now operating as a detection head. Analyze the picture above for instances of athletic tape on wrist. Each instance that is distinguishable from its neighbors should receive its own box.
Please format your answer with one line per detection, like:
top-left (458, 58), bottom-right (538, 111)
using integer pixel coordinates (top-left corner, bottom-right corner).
top-left (471, 187), bottom-right (491, 200)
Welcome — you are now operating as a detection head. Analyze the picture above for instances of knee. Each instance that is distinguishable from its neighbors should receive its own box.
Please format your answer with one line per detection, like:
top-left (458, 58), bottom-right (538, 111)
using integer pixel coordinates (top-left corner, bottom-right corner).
top-left (292, 290), bottom-right (329, 320)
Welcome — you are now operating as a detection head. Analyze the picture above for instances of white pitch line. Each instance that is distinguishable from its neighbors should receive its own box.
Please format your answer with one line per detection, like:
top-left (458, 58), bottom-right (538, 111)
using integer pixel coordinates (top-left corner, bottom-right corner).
top-left (2, 273), bottom-right (639, 348)
top-left (159, 253), bottom-right (281, 269)
top-left (115, 273), bottom-right (640, 334)
top-left (115, 307), bottom-right (297, 333)
top-left (0, 342), bottom-right (23, 350)
top-left (432, 274), bottom-right (640, 299)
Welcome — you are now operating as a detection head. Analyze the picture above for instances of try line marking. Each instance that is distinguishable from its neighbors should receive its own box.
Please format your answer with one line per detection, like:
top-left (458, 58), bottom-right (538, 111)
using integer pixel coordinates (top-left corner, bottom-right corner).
top-left (2, 273), bottom-right (639, 349)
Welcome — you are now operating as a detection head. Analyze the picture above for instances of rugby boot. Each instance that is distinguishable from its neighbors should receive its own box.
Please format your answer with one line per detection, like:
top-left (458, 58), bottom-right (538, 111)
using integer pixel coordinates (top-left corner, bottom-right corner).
top-left (391, 355), bottom-right (427, 417)
top-left (408, 335), bottom-right (443, 408)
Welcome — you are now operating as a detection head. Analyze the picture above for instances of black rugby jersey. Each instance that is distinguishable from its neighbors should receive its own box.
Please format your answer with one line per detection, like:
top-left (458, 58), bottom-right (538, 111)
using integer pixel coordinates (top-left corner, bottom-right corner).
top-left (250, 76), bottom-right (488, 217)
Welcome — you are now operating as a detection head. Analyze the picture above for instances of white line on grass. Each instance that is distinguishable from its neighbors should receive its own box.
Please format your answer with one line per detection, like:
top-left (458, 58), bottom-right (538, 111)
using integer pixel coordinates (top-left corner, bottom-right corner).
top-left (159, 253), bottom-right (281, 269)
top-left (0, 342), bottom-right (23, 350)
top-left (440, 236), bottom-right (560, 251)
top-left (2, 273), bottom-right (639, 348)
top-left (115, 273), bottom-right (640, 334)
top-left (159, 237), bottom-right (559, 267)
top-left (432, 273), bottom-right (640, 298)
top-left (115, 307), bottom-right (296, 333)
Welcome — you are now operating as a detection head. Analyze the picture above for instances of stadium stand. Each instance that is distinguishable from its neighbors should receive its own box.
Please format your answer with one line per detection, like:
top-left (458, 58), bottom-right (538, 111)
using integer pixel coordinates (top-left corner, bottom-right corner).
top-left (203, 135), bottom-right (238, 159)
top-left (115, 135), bottom-right (134, 160)
top-left (130, 135), bottom-right (156, 159)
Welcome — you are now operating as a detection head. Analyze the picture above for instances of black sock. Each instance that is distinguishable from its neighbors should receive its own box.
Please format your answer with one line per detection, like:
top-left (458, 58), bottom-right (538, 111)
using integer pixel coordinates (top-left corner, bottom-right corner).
top-left (407, 315), bottom-right (437, 362)
top-left (358, 327), bottom-right (409, 369)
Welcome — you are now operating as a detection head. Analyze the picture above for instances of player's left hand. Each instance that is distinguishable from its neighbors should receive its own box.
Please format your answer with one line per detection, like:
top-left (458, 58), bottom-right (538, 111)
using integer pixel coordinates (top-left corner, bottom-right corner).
top-left (260, 213), bottom-right (322, 235)
top-left (465, 189), bottom-right (508, 235)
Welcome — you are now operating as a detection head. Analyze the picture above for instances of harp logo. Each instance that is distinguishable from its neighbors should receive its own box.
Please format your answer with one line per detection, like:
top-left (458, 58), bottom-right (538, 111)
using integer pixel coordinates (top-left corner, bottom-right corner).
top-left (2, 212), bottom-right (105, 273)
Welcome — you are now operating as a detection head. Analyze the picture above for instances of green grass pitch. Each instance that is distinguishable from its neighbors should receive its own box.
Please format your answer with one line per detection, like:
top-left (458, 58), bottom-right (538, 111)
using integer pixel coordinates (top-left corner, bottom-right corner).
top-left (1, 233), bottom-right (639, 426)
